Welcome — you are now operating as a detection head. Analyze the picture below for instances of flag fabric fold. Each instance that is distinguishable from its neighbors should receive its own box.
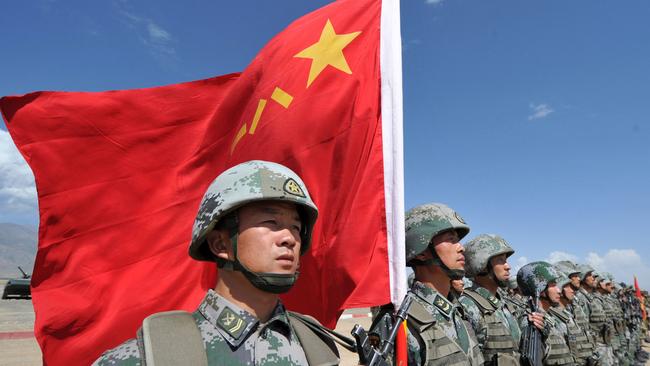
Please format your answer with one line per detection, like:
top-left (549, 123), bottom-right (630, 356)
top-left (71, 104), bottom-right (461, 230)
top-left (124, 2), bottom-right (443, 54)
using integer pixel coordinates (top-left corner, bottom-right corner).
top-left (1, 0), bottom-right (405, 364)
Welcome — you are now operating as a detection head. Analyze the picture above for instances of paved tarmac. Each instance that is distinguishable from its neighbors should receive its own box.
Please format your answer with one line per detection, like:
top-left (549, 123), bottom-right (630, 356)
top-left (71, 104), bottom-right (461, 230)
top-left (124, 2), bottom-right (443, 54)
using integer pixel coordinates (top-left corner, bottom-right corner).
top-left (2, 280), bottom-right (649, 366)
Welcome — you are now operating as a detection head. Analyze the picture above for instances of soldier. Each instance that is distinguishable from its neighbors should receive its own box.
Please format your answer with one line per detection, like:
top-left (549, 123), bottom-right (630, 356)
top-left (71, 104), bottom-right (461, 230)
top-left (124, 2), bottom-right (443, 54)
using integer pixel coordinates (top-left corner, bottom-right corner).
top-left (93, 160), bottom-right (339, 365)
top-left (460, 234), bottom-right (541, 365)
top-left (553, 261), bottom-right (596, 365)
top-left (517, 261), bottom-right (575, 366)
top-left (502, 277), bottom-right (528, 321)
top-left (597, 273), bottom-right (627, 366)
top-left (574, 265), bottom-right (614, 366)
top-left (370, 203), bottom-right (484, 365)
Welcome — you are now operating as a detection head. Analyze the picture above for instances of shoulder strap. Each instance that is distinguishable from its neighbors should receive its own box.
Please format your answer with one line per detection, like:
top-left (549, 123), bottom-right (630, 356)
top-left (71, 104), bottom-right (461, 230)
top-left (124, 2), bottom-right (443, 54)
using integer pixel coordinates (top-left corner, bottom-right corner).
top-left (407, 298), bottom-right (436, 325)
top-left (287, 312), bottom-right (341, 366)
top-left (462, 289), bottom-right (496, 314)
top-left (137, 310), bottom-right (208, 366)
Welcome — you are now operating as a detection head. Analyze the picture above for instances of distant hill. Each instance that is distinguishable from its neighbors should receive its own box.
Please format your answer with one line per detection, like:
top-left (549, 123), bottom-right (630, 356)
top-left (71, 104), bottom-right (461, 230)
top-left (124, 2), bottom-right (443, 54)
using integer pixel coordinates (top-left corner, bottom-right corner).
top-left (0, 223), bottom-right (37, 278)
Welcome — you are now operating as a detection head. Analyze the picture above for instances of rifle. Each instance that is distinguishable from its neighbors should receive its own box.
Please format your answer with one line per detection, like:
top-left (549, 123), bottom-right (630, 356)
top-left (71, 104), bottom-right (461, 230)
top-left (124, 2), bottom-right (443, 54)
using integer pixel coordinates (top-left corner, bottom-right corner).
top-left (519, 296), bottom-right (543, 366)
top-left (352, 292), bottom-right (414, 366)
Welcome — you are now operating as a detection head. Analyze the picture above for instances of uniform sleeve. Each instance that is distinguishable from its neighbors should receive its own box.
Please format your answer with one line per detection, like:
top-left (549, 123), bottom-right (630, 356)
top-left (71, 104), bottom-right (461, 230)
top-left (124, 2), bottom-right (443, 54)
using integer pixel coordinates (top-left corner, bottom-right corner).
top-left (92, 338), bottom-right (143, 366)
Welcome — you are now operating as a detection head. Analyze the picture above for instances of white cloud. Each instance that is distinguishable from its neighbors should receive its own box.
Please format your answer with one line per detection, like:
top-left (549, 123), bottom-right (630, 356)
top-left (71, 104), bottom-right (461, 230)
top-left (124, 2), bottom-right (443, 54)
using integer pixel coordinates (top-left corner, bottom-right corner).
top-left (528, 103), bottom-right (554, 121)
top-left (0, 130), bottom-right (37, 215)
top-left (117, 8), bottom-right (176, 59)
top-left (425, 0), bottom-right (444, 4)
top-left (511, 255), bottom-right (528, 274)
top-left (517, 248), bottom-right (650, 288)
top-left (546, 251), bottom-right (579, 264)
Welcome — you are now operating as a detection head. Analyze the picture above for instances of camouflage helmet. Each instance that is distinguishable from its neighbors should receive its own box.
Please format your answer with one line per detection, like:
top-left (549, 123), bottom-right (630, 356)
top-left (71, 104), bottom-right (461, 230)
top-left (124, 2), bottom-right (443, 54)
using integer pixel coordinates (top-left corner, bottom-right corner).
top-left (554, 267), bottom-right (571, 289)
top-left (577, 263), bottom-right (595, 281)
top-left (517, 261), bottom-right (560, 297)
top-left (554, 260), bottom-right (580, 278)
top-left (463, 234), bottom-right (515, 278)
top-left (404, 203), bottom-right (469, 262)
top-left (188, 160), bottom-right (318, 262)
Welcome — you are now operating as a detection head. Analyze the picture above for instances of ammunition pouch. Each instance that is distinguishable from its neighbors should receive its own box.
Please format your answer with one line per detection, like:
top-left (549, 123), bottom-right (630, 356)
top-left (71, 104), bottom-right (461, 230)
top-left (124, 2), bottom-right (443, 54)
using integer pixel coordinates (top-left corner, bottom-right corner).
top-left (601, 324), bottom-right (613, 345)
top-left (490, 352), bottom-right (520, 366)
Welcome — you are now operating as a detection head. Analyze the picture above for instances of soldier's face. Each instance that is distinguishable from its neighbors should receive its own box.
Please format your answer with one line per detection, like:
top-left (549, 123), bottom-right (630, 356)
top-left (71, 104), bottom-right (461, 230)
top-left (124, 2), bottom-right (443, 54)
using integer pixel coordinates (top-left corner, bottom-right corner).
top-left (584, 272), bottom-right (595, 287)
top-left (489, 254), bottom-right (511, 282)
top-left (562, 284), bottom-right (575, 301)
top-left (431, 230), bottom-right (464, 271)
top-left (230, 201), bottom-right (303, 275)
top-left (547, 282), bottom-right (561, 303)
top-left (569, 274), bottom-right (581, 288)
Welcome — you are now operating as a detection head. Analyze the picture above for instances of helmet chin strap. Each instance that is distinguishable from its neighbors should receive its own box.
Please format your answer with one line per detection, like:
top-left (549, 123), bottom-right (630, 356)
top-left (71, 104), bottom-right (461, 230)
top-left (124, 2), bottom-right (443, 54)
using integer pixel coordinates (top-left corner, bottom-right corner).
top-left (218, 217), bottom-right (298, 294)
top-left (428, 247), bottom-right (464, 280)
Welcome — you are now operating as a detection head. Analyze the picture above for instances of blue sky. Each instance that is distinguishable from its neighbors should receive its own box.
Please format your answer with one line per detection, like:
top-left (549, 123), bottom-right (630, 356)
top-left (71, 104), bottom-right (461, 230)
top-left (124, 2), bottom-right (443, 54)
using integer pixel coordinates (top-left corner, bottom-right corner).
top-left (1, 0), bottom-right (649, 288)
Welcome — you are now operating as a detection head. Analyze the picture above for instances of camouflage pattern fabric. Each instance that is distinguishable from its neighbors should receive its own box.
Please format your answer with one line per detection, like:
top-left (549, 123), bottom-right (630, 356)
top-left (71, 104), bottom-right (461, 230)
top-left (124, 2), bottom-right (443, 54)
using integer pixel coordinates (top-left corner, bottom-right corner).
top-left (459, 285), bottom-right (521, 363)
top-left (189, 160), bottom-right (318, 262)
top-left (516, 261), bottom-right (559, 298)
top-left (93, 290), bottom-right (310, 365)
top-left (462, 234), bottom-right (514, 278)
top-left (542, 308), bottom-right (576, 365)
top-left (575, 287), bottom-right (614, 366)
top-left (370, 281), bottom-right (484, 366)
top-left (404, 203), bottom-right (469, 262)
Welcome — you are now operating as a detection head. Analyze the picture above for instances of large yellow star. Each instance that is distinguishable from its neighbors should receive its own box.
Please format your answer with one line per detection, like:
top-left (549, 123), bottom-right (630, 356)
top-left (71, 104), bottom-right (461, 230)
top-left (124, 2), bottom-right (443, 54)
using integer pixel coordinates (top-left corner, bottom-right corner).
top-left (294, 19), bottom-right (361, 87)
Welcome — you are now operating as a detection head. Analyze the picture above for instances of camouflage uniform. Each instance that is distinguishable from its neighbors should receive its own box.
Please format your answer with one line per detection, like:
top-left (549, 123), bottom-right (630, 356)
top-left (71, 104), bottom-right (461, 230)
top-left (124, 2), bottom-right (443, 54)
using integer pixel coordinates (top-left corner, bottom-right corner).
top-left (460, 234), bottom-right (522, 365)
top-left (573, 266), bottom-right (614, 366)
top-left (372, 281), bottom-right (484, 366)
top-left (371, 203), bottom-right (484, 366)
top-left (94, 290), bottom-right (311, 365)
top-left (517, 261), bottom-right (575, 366)
top-left (500, 279), bottom-right (528, 321)
top-left (93, 161), bottom-right (337, 365)
top-left (553, 262), bottom-right (596, 365)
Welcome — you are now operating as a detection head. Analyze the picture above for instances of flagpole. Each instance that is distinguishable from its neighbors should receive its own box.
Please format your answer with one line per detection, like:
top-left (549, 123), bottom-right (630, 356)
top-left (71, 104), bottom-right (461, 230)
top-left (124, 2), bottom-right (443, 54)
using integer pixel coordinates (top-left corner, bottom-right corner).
top-left (380, 0), bottom-right (406, 307)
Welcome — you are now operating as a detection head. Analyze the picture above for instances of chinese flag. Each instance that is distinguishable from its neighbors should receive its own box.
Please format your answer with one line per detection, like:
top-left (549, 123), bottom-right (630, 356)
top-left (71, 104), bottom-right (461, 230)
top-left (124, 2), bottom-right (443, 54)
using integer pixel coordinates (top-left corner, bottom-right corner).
top-left (0, 0), bottom-right (406, 364)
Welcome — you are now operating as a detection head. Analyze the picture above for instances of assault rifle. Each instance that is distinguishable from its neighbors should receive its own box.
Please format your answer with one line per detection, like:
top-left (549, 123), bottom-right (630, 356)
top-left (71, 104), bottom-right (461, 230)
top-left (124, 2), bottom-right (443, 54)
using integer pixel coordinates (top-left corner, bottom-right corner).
top-left (352, 292), bottom-right (414, 366)
top-left (520, 296), bottom-right (543, 366)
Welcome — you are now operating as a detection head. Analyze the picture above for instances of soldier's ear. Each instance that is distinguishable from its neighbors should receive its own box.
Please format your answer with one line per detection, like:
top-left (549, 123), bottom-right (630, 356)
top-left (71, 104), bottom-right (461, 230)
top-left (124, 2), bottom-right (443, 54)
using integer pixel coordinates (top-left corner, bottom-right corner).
top-left (415, 251), bottom-right (432, 261)
top-left (207, 229), bottom-right (231, 260)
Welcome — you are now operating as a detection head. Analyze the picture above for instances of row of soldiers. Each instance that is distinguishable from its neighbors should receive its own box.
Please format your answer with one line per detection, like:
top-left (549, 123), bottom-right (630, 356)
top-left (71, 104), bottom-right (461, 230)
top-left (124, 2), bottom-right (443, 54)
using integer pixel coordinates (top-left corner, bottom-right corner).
top-left (93, 161), bottom-right (647, 365)
top-left (370, 202), bottom-right (649, 366)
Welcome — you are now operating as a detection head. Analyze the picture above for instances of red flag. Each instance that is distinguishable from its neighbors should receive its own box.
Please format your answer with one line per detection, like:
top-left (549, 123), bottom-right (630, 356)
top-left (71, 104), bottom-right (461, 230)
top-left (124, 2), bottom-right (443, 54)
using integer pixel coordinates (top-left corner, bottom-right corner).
top-left (1, 0), bottom-right (406, 364)
top-left (634, 276), bottom-right (646, 320)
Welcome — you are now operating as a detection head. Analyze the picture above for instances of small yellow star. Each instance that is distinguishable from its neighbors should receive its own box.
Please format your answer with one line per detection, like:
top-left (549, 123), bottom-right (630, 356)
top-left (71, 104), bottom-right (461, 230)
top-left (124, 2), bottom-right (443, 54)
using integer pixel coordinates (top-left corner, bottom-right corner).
top-left (294, 19), bottom-right (361, 87)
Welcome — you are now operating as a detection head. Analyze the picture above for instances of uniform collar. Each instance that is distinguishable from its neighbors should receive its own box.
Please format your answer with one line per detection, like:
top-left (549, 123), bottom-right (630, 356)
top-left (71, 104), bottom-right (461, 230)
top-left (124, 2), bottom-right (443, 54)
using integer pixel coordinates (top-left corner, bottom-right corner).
top-left (198, 289), bottom-right (292, 348)
top-left (473, 285), bottom-right (501, 308)
top-left (412, 281), bottom-right (456, 319)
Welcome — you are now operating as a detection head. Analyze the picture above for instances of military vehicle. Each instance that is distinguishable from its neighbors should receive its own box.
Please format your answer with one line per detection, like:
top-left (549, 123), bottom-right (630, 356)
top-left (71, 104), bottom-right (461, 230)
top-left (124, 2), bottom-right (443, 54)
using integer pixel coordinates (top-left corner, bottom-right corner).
top-left (2, 266), bottom-right (31, 299)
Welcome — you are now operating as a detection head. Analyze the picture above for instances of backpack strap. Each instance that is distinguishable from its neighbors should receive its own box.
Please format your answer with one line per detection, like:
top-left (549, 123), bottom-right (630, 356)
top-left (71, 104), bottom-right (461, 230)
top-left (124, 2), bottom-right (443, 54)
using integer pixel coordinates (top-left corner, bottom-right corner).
top-left (136, 310), bottom-right (208, 366)
top-left (287, 312), bottom-right (341, 366)
top-left (462, 289), bottom-right (497, 315)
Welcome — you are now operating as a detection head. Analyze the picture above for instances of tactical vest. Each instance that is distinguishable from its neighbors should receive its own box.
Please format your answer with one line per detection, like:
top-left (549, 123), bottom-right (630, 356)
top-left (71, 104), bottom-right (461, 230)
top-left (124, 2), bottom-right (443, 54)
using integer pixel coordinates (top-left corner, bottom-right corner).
top-left (462, 289), bottom-right (520, 364)
top-left (135, 310), bottom-right (339, 366)
top-left (407, 298), bottom-right (483, 366)
top-left (599, 296), bottom-right (622, 350)
top-left (549, 306), bottom-right (593, 362)
top-left (582, 291), bottom-right (609, 344)
top-left (542, 324), bottom-right (575, 366)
